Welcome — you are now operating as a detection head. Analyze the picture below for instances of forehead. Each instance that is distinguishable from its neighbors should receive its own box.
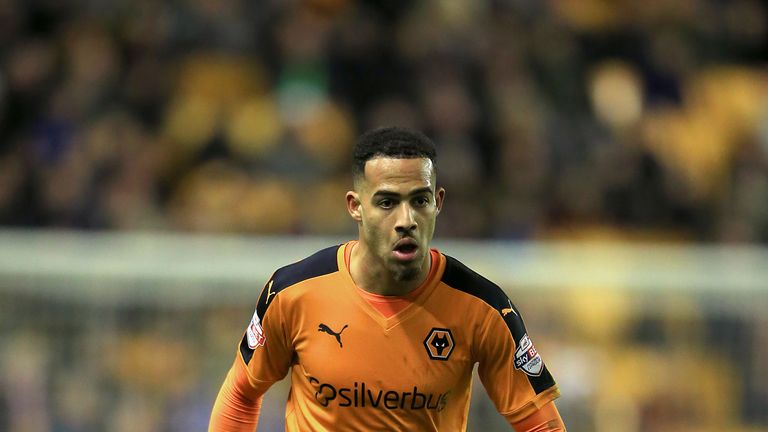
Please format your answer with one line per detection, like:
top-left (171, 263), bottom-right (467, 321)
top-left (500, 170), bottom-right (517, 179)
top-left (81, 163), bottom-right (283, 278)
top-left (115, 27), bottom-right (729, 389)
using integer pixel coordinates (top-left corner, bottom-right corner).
top-left (361, 157), bottom-right (436, 192)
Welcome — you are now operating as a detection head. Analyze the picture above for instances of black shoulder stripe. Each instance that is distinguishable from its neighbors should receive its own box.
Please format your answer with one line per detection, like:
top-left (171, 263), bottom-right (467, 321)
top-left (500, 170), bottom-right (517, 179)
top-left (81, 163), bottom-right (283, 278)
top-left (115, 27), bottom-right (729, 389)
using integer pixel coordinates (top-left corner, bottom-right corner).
top-left (442, 255), bottom-right (511, 311)
top-left (441, 255), bottom-right (556, 394)
top-left (256, 244), bottom-right (340, 318)
top-left (240, 245), bottom-right (340, 364)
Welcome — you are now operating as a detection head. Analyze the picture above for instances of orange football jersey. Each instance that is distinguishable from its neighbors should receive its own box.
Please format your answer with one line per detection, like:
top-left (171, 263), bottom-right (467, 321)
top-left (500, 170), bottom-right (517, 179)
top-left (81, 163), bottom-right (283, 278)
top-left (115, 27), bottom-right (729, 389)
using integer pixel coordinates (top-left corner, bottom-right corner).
top-left (212, 242), bottom-right (559, 431)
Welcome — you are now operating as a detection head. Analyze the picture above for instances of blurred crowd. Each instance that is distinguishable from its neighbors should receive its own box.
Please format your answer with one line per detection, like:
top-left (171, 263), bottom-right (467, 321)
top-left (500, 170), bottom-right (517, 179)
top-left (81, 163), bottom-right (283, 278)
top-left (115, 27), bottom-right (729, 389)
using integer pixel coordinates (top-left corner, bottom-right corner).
top-left (1, 0), bottom-right (767, 241)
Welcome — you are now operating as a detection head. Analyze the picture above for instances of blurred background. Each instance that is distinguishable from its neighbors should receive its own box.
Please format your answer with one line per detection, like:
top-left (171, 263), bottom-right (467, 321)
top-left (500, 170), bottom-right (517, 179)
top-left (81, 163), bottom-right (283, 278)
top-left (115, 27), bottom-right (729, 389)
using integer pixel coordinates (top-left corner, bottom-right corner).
top-left (0, 0), bottom-right (766, 431)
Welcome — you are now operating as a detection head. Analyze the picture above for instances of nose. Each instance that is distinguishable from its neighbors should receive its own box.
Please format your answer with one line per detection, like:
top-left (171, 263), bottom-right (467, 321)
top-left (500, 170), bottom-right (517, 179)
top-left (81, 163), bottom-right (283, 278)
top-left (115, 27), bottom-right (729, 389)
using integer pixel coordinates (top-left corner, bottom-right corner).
top-left (394, 203), bottom-right (417, 234)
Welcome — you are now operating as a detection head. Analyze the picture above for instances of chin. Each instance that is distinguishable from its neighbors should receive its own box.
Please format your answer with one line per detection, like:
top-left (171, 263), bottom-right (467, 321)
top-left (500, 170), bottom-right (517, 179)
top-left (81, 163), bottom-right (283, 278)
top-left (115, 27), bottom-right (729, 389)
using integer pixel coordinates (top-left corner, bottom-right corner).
top-left (393, 265), bottom-right (421, 282)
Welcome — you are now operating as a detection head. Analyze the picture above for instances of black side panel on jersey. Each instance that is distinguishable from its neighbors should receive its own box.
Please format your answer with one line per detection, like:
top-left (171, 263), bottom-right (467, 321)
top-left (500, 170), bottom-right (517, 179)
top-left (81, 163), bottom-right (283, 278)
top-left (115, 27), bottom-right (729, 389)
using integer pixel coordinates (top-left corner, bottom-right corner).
top-left (441, 255), bottom-right (556, 394)
top-left (240, 245), bottom-right (341, 364)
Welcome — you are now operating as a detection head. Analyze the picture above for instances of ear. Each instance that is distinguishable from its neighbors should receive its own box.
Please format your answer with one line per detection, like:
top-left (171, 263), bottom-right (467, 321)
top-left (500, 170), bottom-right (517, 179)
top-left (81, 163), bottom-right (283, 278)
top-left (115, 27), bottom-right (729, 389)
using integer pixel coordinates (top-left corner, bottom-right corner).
top-left (435, 187), bottom-right (445, 215)
top-left (346, 191), bottom-right (363, 222)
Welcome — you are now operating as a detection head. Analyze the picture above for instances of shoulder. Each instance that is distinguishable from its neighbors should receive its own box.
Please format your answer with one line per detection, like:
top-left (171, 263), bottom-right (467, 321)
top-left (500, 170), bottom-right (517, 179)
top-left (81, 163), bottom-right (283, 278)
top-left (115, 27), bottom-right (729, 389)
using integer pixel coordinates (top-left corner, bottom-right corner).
top-left (270, 244), bottom-right (341, 293)
top-left (255, 244), bottom-right (341, 317)
top-left (441, 254), bottom-right (518, 314)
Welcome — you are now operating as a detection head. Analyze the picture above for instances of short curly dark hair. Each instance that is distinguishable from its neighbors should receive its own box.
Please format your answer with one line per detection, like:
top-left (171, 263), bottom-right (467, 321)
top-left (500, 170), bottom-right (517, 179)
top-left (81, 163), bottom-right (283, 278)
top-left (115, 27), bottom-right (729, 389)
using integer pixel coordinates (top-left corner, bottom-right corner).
top-left (352, 127), bottom-right (437, 182)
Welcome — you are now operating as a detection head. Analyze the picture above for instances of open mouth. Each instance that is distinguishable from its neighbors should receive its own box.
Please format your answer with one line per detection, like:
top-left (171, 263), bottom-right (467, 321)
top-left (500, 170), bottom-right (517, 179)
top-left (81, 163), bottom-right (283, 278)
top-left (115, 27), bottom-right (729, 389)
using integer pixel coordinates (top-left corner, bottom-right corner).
top-left (393, 240), bottom-right (419, 261)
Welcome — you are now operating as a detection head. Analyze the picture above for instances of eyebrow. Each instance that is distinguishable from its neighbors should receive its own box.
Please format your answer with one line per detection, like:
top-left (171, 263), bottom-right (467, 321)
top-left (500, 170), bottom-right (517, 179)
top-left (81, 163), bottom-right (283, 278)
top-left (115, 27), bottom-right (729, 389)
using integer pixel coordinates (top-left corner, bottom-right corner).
top-left (372, 187), bottom-right (434, 199)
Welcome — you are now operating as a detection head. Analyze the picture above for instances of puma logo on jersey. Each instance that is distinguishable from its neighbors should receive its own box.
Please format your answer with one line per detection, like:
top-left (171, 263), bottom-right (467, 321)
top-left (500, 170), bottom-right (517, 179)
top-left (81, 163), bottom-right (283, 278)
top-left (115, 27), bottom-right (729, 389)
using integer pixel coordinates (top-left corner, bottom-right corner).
top-left (318, 323), bottom-right (348, 348)
top-left (265, 280), bottom-right (276, 304)
top-left (501, 299), bottom-right (517, 317)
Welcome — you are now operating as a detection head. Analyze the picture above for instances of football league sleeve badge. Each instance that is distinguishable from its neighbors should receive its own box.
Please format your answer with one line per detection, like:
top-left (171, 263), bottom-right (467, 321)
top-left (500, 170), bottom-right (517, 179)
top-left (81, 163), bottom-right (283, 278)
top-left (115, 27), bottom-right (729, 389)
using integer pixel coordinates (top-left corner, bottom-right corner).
top-left (246, 309), bottom-right (267, 349)
top-left (514, 334), bottom-right (543, 376)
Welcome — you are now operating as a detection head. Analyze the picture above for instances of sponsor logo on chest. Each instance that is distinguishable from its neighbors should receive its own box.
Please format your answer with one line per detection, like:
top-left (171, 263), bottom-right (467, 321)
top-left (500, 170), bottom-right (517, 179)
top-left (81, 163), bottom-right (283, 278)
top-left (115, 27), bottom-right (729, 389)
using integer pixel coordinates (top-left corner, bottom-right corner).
top-left (308, 377), bottom-right (450, 412)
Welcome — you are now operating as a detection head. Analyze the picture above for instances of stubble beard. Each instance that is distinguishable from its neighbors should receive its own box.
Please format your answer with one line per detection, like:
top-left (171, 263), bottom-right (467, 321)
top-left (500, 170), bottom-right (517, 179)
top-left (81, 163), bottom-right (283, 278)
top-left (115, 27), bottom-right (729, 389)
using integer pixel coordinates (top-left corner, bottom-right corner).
top-left (390, 251), bottom-right (427, 282)
top-left (393, 265), bottom-right (421, 282)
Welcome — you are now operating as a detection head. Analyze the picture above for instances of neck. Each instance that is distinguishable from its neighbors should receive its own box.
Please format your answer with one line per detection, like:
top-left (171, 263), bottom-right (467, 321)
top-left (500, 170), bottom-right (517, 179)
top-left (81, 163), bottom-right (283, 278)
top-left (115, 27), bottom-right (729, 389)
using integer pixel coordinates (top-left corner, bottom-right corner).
top-left (349, 241), bottom-right (431, 296)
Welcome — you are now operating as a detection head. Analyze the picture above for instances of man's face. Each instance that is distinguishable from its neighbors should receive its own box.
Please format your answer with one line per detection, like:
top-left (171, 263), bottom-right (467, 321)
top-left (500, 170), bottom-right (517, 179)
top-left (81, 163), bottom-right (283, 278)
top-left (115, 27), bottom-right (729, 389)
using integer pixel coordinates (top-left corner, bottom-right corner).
top-left (347, 157), bottom-right (445, 282)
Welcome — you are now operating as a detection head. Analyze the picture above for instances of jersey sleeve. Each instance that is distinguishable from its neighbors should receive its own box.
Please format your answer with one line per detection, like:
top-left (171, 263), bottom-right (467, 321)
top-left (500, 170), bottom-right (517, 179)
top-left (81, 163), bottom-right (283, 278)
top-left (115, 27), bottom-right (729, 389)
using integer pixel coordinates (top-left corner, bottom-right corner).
top-left (208, 359), bottom-right (264, 431)
top-left (475, 300), bottom-right (560, 423)
top-left (209, 278), bottom-right (294, 430)
top-left (507, 400), bottom-right (566, 431)
top-left (237, 279), bottom-right (293, 385)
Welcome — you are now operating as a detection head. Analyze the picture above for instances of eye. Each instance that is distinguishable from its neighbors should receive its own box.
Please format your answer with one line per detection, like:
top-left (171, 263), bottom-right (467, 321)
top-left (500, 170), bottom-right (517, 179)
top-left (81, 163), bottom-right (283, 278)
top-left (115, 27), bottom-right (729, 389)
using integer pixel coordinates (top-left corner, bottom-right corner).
top-left (378, 199), bottom-right (395, 209)
top-left (413, 196), bottom-right (430, 207)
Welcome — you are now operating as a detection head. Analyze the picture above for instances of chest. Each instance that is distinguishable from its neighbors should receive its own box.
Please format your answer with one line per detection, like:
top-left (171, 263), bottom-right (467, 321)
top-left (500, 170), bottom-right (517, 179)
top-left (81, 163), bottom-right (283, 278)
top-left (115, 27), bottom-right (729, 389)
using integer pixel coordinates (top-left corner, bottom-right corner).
top-left (291, 295), bottom-right (475, 396)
